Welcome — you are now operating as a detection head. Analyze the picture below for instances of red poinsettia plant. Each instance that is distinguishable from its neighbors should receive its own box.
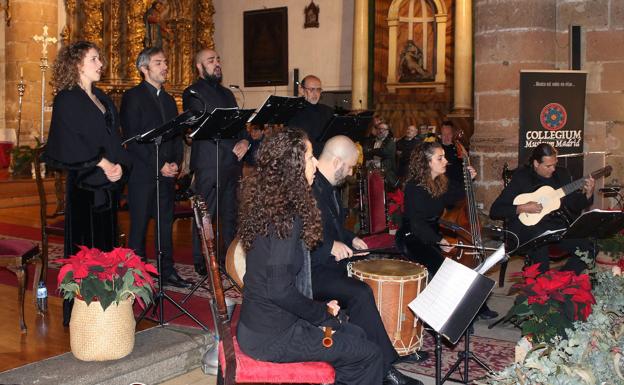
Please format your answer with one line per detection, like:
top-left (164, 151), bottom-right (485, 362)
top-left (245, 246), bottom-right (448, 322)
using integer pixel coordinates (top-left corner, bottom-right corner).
top-left (57, 246), bottom-right (158, 311)
top-left (504, 264), bottom-right (596, 344)
top-left (386, 188), bottom-right (404, 230)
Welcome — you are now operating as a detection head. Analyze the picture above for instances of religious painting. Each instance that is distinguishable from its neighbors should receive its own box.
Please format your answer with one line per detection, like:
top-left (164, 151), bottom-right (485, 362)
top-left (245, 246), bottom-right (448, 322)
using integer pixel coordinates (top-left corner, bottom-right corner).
top-left (304, 1), bottom-right (320, 28)
top-left (243, 7), bottom-right (289, 87)
top-left (144, 0), bottom-right (171, 48)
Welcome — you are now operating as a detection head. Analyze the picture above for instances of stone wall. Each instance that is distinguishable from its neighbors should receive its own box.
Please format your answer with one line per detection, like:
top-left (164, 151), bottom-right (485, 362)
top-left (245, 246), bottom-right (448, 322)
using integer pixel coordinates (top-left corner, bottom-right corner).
top-left (473, 0), bottom-right (624, 211)
top-left (4, 0), bottom-right (58, 148)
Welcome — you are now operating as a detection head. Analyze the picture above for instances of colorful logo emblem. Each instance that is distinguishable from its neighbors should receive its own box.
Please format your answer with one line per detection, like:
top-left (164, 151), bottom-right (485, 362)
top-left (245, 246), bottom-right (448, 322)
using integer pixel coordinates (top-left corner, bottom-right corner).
top-left (540, 103), bottom-right (567, 131)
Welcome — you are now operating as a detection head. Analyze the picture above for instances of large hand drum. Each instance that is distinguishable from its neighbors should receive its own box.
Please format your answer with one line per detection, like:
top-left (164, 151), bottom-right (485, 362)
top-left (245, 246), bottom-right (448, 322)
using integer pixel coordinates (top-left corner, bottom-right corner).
top-left (225, 237), bottom-right (246, 288)
top-left (348, 259), bottom-right (428, 356)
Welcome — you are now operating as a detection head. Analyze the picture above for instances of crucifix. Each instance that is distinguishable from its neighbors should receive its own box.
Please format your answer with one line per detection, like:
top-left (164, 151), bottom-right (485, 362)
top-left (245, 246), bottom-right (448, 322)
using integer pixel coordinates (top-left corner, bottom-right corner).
top-left (399, 0), bottom-right (434, 70)
top-left (32, 24), bottom-right (57, 142)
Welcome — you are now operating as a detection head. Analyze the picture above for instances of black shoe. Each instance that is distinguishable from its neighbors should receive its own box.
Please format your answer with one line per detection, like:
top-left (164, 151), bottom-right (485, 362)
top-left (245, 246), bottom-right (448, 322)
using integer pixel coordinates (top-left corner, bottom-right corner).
top-left (478, 306), bottom-right (499, 320)
top-left (383, 367), bottom-right (423, 385)
top-left (164, 272), bottom-right (192, 289)
top-left (194, 263), bottom-right (207, 276)
top-left (394, 350), bottom-right (430, 364)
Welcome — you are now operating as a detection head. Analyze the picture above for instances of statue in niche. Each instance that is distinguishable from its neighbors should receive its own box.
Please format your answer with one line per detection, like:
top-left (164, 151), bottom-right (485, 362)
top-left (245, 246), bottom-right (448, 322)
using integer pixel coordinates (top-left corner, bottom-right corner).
top-left (398, 40), bottom-right (433, 82)
top-left (145, 0), bottom-right (170, 48)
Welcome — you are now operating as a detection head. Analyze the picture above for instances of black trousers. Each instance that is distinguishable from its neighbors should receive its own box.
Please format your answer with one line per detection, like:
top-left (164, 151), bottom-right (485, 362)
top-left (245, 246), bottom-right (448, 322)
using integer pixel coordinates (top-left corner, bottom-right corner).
top-left (395, 230), bottom-right (444, 278)
top-left (312, 267), bottom-right (399, 374)
top-left (127, 179), bottom-right (176, 278)
top-left (192, 165), bottom-right (240, 265)
top-left (237, 319), bottom-right (384, 385)
top-left (529, 238), bottom-right (594, 274)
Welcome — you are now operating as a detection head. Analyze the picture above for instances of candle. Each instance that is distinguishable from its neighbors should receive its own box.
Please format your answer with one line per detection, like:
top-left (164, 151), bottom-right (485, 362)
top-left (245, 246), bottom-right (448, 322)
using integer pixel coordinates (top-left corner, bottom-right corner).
top-left (20, 67), bottom-right (23, 78)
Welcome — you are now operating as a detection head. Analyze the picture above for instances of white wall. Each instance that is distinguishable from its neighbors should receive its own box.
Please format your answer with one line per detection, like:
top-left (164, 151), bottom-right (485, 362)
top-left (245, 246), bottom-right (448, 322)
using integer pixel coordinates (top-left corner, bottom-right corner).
top-left (213, 0), bottom-right (354, 109)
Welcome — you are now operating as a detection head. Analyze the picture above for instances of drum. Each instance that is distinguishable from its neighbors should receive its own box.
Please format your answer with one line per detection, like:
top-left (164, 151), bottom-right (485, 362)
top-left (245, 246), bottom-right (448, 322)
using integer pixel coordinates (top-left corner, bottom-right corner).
top-left (225, 237), bottom-right (246, 288)
top-left (348, 259), bottom-right (428, 356)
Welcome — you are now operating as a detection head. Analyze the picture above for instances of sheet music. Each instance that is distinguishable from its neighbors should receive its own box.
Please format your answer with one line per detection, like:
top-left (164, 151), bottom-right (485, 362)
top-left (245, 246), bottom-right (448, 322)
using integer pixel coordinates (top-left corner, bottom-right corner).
top-left (408, 258), bottom-right (478, 332)
top-left (476, 244), bottom-right (506, 275)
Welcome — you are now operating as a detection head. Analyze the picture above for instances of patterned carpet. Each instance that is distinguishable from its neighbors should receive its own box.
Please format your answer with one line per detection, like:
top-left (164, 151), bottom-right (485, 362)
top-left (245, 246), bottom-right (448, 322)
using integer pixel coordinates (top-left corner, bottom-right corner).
top-left (396, 331), bottom-right (515, 382)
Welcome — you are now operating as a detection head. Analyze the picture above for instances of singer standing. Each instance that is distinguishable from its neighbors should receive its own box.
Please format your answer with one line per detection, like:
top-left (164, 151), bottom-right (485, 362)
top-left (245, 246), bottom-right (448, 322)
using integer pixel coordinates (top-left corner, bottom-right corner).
top-left (182, 49), bottom-right (250, 275)
top-left (288, 74), bottom-right (334, 157)
top-left (120, 47), bottom-right (190, 288)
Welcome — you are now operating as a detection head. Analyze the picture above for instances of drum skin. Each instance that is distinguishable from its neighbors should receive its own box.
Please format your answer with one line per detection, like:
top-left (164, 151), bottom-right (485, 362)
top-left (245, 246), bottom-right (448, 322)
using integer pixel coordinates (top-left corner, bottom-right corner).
top-left (225, 237), bottom-right (246, 288)
top-left (348, 259), bottom-right (428, 356)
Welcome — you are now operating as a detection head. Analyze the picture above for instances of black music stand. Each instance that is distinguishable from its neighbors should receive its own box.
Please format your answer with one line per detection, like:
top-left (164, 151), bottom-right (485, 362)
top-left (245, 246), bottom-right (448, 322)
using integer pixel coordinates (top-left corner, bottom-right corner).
top-left (182, 107), bottom-right (254, 303)
top-left (320, 110), bottom-right (373, 143)
top-left (410, 258), bottom-right (497, 384)
top-left (248, 95), bottom-right (306, 126)
top-left (124, 110), bottom-right (209, 330)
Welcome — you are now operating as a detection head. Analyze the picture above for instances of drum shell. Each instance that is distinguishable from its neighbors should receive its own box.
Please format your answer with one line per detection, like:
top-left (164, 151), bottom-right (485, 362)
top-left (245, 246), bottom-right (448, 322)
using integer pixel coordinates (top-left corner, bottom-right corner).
top-left (348, 259), bottom-right (427, 356)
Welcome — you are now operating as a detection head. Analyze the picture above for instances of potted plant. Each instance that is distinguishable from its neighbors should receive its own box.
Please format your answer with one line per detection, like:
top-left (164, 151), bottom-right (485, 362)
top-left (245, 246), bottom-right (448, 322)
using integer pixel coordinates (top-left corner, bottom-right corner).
top-left (57, 246), bottom-right (158, 361)
top-left (597, 233), bottom-right (624, 266)
top-left (502, 264), bottom-right (595, 344)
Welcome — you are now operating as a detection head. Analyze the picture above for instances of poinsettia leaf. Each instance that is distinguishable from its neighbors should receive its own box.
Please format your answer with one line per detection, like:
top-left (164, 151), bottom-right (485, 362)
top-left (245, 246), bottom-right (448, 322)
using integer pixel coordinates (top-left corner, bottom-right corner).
top-left (562, 298), bottom-right (575, 321)
top-left (532, 302), bottom-right (549, 317)
top-left (90, 265), bottom-right (105, 272)
top-left (99, 290), bottom-right (116, 311)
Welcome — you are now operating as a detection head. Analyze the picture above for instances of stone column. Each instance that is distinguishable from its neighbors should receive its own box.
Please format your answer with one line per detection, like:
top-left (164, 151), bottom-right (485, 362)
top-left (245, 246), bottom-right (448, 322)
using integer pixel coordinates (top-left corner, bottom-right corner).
top-left (453, 0), bottom-right (472, 113)
top-left (5, 0), bottom-right (58, 148)
top-left (351, 0), bottom-right (368, 110)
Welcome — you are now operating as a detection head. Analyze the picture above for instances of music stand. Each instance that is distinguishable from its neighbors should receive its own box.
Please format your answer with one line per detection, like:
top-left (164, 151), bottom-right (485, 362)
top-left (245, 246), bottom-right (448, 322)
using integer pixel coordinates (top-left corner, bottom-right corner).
top-left (124, 110), bottom-right (209, 330)
top-left (319, 110), bottom-right (373, 143)
top-left (182, 107), bottom-right (254, 303)
top-left (409, 257), bottom-right (499, 384)
top-left (248, 95), bottom-right (306, 126)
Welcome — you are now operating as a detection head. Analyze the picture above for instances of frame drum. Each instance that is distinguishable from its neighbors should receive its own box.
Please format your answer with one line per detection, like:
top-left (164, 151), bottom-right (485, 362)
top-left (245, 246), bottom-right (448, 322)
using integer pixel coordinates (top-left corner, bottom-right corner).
top-left (225, 237), bottom-right (246, 288)
top-left (348, 259), bottom-right (428, 355)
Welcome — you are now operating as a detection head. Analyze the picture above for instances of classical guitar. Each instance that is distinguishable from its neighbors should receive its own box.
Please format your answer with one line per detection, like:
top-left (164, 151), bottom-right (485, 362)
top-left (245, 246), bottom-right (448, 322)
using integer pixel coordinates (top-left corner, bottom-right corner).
top-left (513, 165), bottom-right (612, 226)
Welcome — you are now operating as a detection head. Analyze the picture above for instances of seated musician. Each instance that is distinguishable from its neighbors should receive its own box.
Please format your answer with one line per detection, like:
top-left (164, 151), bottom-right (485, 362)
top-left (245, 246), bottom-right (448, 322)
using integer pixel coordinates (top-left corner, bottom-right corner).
top-left (490, 143), bottom-right (595, 273)
top-left (396, 141), bottom-right (474, 276)
top-left (311, 135), bottom-right (424, 385)
top-left (236, 128), bottom-right (384, 385)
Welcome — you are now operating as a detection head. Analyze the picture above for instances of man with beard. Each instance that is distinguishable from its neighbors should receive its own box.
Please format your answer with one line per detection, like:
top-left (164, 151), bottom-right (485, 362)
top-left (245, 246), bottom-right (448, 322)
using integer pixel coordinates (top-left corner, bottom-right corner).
top-left (182, 49), bottom-right (250, 275)
top-left (288, 74), bottom-right (334, 157)
top-left (121, 46), bottom-right (190, 288)
top-left (311, 135), bottom-right (424, 385)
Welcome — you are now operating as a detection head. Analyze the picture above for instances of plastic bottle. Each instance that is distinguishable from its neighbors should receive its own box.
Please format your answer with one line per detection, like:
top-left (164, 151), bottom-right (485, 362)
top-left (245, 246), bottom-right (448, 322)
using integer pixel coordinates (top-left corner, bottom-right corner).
top-left (36, 281), bottom-right (48, 313)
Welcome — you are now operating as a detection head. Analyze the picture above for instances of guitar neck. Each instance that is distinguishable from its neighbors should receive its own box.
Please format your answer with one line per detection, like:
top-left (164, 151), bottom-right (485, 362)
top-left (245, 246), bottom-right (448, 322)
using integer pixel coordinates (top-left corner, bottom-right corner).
top-left (561, 167), bottom-right (610, 197)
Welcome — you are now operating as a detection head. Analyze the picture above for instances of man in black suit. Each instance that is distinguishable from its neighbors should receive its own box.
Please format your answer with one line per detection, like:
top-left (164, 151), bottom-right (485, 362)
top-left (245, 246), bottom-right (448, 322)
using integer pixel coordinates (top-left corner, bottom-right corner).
top-left (120, 46), bottom-right (190, 288)
top-left (182, 49), bottom-right (250, 275)
top-left (311, 135), bottom-right (424, 385)
top-left (288, 74), bottom-right (334, 157)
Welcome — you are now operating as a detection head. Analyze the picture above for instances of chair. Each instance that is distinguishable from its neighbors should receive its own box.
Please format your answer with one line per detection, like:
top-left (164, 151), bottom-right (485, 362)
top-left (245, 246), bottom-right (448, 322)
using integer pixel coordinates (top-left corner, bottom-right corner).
top-left (0, 239), bottom-right (42, 333)
top-left (358, 167), bottom-right (396, 250)
top-left (192, 196), bottom-right (335, 385)
top-left (34, 146), bottom-right (65, 282)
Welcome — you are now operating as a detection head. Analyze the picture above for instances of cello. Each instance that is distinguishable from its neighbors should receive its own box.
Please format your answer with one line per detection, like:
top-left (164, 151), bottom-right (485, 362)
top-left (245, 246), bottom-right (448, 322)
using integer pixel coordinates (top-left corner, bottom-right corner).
top-left (439, 134), bottom-right (487, 268)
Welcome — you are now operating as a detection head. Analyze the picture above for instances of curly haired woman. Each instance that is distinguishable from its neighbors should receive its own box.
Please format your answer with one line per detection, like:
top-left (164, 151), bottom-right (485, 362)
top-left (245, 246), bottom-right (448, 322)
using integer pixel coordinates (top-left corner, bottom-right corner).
top-left (44, 41), bottom-right (129, 325)
top-left (236, 128), bottom-right (383, 385)
top-left (395, 141), bottom-right (475, 277)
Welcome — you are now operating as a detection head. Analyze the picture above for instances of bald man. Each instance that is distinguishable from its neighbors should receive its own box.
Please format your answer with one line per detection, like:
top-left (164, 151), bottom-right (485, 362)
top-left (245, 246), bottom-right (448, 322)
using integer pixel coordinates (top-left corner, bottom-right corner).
top-left (311, 136), bottom-right (424, 385)
top-left (182, 49), bottom-right (251, 275)
top-left (288, 74), bottom-right (334, 157)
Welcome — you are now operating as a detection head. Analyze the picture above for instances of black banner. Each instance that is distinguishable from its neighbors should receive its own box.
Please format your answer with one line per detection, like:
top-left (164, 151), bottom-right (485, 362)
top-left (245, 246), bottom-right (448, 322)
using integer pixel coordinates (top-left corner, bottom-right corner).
top-left (519, 71), bottom-right (587, 178)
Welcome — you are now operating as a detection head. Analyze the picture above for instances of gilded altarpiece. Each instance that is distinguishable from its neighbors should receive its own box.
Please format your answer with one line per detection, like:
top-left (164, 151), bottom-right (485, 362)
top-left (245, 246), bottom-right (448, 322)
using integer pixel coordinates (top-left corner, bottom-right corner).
top-left (62, 0), bottom-right (215, 105)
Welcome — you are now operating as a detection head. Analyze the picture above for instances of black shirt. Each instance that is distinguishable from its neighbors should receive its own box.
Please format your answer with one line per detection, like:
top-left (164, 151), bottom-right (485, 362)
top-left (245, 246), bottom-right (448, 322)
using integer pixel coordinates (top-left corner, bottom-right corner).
top-left (288, 101), bottom-right (334, 157)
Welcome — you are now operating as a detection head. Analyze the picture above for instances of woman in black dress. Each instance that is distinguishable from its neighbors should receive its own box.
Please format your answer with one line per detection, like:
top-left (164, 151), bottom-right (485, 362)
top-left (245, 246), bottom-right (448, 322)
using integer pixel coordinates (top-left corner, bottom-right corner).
top-left (236, 128), bottom-right (383, 385)
top-left (396, 141), bottom-right (475, 277)
top-left (44, 41), bottom-right (129, 323)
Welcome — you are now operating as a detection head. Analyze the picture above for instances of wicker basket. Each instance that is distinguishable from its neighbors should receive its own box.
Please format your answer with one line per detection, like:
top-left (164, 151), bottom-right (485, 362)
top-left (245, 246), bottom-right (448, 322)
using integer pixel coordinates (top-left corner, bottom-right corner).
top-left (70, 297), bottom-right (136, 361)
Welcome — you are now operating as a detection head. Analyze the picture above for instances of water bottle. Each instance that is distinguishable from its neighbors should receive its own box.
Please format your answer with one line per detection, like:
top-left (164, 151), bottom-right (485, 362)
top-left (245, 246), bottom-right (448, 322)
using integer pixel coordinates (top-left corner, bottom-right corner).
top-left (36, 281), bottom-right (48, 313)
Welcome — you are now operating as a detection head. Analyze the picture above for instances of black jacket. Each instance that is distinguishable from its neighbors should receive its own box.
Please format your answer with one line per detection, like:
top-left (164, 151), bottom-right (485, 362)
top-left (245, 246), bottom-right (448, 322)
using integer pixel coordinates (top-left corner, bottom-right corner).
top-left (311, 172), bottom-right (356, 271)
top-left (288, 101), bottom-right (334, 157)
top-left (239, 217), bottom-right (334, 336)
top-left (182, 78), bottom-right (243, 171)
top-left (120, 81), bottom-right (182, 184)
top-left (490, 165), bottom-right (592, 242)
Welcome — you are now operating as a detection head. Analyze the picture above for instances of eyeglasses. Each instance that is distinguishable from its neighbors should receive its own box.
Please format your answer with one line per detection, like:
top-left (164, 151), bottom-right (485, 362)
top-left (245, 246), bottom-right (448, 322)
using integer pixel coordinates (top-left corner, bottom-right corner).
top-left (302, 86), bottom-right (323, 93)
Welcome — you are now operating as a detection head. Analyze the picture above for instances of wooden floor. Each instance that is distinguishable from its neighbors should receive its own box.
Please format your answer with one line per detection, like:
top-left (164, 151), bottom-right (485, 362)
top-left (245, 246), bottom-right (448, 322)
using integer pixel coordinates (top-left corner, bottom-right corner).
top-left (0, 204), bottom-right (187, 372)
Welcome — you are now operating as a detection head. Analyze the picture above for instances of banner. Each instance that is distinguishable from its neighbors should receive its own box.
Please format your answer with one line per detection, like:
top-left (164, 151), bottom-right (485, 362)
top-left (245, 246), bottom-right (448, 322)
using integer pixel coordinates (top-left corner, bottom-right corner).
top-left (519, 70), bottom-right (587, 178)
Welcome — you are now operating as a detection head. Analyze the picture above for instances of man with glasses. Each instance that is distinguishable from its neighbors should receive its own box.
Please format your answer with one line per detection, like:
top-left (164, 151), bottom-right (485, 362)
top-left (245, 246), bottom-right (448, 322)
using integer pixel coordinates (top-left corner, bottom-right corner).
top-left (288, 74), bottom-right (334, 157)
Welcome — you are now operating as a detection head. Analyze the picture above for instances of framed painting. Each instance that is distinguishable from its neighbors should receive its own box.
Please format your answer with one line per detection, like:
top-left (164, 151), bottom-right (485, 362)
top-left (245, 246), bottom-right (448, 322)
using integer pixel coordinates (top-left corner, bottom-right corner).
top-left (243, 7), bottom-right (289, 87)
